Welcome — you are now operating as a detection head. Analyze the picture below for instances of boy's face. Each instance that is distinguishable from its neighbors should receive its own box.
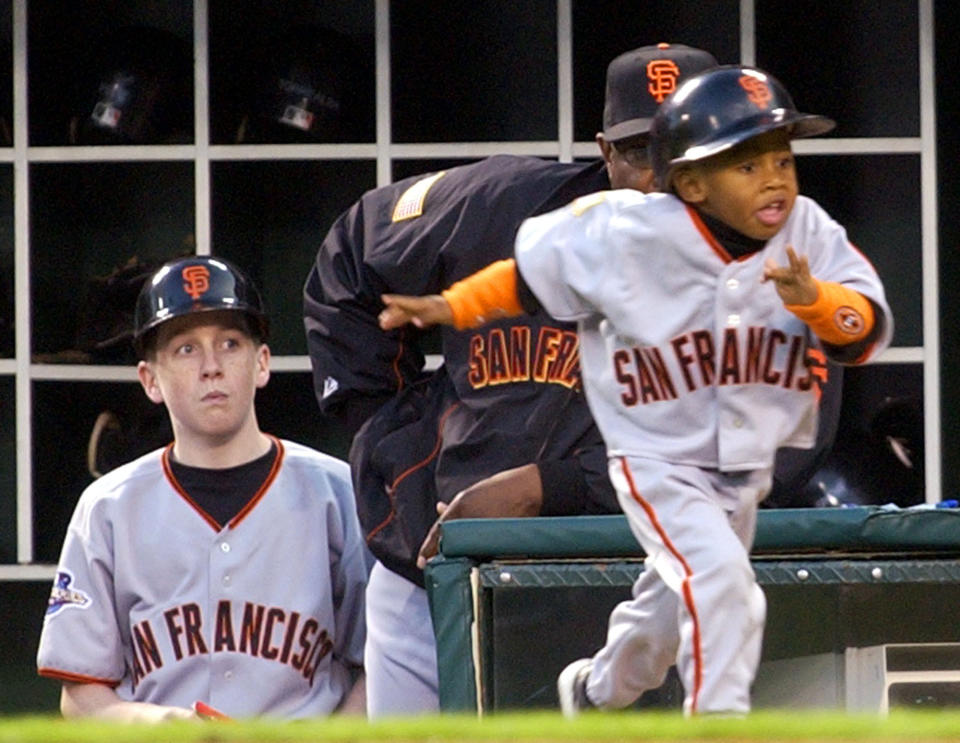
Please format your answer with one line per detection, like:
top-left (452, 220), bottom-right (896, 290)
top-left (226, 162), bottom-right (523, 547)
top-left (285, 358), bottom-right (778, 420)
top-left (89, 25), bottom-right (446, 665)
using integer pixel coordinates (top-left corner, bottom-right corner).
top-left (674, 129), bottom-right (798, 241)
top-left (137, 311), bottom-right (270, 448)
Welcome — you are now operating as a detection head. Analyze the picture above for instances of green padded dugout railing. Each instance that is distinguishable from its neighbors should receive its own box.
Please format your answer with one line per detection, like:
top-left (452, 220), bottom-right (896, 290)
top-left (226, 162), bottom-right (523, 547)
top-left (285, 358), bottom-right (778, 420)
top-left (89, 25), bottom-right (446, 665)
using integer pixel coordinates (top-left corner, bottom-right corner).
top-left (425, 506), bottom-right (960, 713)
top-left (436, 506), bottom-right (960, 559)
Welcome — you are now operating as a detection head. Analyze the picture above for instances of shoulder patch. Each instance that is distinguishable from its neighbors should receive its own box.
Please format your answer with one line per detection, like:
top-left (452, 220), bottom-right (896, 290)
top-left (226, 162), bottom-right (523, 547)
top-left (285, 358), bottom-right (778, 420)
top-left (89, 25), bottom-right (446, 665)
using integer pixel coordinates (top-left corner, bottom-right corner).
top-left (834, 306), bottom-right (865, 335)
top-left (392, 171), bottom-right (447, 222)
top-left (569, 191), bottom-right (607, 217)
top-left (46, 570), bottom-right (92, 617)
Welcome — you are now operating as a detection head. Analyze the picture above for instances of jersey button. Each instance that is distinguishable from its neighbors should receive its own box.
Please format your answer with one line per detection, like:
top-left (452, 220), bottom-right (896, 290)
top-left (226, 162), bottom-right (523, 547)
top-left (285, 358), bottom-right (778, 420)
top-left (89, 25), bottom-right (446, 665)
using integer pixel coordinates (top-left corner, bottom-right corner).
top-left (223, 575), bottom-right (232, 586)
top-left (220, 542), bottom-right (231, 553)
top-left (224, 670), bottom-right (233, 680)
top-left (726, 314), bottom-right (741, 326)
top-left (726, 278), bottom-right (740, 290)
top-left (733, 417), bottom-right (744, 428)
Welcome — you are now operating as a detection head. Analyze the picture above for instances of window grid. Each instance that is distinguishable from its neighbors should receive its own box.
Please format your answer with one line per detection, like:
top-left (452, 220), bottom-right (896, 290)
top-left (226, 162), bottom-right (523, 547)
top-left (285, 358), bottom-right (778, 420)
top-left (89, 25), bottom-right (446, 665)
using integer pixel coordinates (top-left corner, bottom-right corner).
top-left (0, 0), bottom-right (939, 577)
top-left (918, 0), bottom-right (942, 512)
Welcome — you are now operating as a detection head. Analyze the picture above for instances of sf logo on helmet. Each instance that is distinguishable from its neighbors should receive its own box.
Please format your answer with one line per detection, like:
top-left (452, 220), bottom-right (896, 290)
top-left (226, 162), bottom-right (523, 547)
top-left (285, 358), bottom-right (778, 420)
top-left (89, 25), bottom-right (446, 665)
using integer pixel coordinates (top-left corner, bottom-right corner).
top-left (182, 265), bottom-right (211, 300)
top-left (739, 75), bottom-right (773, 109)
top-left (646, 60), bottom-right (680, 103)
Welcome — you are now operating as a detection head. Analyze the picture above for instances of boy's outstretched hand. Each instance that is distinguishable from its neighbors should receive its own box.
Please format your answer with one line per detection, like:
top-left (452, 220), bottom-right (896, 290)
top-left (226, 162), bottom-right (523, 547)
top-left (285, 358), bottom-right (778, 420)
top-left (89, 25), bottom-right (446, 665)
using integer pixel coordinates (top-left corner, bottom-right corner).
top-left (762, 245), bottom-right (819, 306)
top-left (379, 294), bottom-right (453, 330)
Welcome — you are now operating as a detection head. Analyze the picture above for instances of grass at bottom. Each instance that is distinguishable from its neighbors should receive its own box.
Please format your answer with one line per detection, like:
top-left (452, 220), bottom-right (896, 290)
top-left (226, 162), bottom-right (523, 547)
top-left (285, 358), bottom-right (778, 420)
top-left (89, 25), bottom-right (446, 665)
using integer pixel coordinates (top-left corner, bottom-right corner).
top-left (2, 708), bottom-right (960, 742)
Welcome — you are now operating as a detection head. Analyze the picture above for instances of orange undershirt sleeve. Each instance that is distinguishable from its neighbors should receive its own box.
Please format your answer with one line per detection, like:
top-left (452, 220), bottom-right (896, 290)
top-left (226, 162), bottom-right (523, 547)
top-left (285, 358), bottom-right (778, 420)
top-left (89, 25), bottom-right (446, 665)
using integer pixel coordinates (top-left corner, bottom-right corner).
top-left (785, 279), bottom-right (875, 345)
top-left (441, 258), bottom-right (525, 330)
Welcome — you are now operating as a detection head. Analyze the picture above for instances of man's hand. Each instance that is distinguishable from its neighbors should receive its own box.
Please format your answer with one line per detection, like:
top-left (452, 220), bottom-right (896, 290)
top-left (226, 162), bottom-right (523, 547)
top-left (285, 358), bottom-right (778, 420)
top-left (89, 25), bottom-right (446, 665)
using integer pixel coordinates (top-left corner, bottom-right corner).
top-left (379, 294), bottom-right (453, 330)
top-left (762, 245), bottom-right (819, 306)
top-left (416, 464), bottom-right (543, 569)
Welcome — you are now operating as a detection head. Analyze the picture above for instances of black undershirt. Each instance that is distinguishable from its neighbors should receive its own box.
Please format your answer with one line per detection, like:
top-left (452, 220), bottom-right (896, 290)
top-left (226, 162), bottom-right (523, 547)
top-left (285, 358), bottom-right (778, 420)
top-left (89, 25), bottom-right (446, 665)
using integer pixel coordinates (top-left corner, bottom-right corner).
top-left (694, 209), bottom-right (768, 258)
top-left (168, 441), bottom-right (277, 527)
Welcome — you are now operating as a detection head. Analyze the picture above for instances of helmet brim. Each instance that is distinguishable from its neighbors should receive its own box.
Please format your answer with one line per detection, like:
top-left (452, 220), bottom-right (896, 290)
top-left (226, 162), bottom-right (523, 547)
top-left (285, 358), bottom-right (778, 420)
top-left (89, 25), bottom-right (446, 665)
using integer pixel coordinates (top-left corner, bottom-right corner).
top-left (603, 116), bottom-right (655, 142)
top-left (671, 111), bottom-right (835, 168)
top-left (660, 111), bottom-right (835, 189)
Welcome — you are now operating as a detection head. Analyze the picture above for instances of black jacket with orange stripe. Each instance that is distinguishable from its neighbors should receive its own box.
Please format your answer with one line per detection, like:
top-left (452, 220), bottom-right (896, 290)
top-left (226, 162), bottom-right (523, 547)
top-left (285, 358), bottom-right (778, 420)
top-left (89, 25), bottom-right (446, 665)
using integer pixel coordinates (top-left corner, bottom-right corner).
top-left (303, 155), bottom-right (619, 585)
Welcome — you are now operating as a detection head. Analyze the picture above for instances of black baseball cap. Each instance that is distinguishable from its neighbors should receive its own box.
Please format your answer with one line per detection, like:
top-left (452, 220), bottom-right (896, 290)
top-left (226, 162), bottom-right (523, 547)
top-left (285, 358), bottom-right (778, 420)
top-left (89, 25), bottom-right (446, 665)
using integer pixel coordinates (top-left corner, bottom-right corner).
top-left (602, 43), bottom-right (719, 142)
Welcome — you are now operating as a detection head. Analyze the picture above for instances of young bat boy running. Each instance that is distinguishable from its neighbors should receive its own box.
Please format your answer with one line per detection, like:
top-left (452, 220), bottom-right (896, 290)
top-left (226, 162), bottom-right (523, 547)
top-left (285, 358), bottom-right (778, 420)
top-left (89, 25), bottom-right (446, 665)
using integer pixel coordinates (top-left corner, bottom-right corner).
top-left (378, 65), bottom-right (892, 716)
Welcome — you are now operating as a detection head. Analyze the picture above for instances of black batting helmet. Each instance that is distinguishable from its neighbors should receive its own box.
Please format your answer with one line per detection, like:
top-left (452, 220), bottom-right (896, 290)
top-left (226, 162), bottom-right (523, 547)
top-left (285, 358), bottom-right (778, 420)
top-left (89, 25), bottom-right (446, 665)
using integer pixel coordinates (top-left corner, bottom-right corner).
top-left (133, 256), bottom-right (268, 357)
top-left (237, 24), bottom-right (368, 144)
top-left (649, 65), bottom-right (835, 189)
top-left (72, 26), bottom-right (193, 145)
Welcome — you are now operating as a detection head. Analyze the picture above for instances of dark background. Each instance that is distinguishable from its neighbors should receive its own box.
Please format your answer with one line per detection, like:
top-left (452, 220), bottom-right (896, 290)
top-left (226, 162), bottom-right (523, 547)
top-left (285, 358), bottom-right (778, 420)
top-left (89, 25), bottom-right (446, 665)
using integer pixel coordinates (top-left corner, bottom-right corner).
top-left (0, 0), bottom-right (955, 714)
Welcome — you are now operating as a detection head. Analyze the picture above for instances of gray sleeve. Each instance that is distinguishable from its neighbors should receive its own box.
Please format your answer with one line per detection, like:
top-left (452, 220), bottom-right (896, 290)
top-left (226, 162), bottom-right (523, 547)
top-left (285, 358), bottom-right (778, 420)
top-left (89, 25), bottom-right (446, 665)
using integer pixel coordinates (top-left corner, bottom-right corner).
top-left (801, 197), bottom-right (894, 360)
top-left (37, 492), bottom-right (127, 685)
top-left (514, 193), bottom-right (615, 322)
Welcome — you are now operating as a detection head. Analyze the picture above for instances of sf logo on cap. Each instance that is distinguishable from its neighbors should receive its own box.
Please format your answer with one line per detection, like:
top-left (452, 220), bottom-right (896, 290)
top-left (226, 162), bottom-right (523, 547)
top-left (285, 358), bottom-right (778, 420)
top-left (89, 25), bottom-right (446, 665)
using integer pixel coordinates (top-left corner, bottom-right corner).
top-left (739, 75), bottom-right (773, 109)
top-left (647, 60), bottom-right (680, 103)
top-left (182, 265), bottom-right (211, 300)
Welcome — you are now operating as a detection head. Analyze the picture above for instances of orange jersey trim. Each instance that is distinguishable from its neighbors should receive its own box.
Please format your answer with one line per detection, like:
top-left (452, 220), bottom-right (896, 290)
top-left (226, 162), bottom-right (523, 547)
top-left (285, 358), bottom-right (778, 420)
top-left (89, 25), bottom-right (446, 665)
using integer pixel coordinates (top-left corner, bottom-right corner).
top-left (37, 668), bottom-right (121, 687)
top-left (229, 436), bottom-right (284, 528)
top-left (618, 457), bottom-right (703, 714)
top-left (162, 443), bottom-right (220, 532)
top-left (785, 279), bottom-right (875, 345)
top-left (685, 205), bottom-right (732, 264)
top-left (441, 259), bottom-right (524, 330)
top-left (161, 437), bottom-right (284, 532)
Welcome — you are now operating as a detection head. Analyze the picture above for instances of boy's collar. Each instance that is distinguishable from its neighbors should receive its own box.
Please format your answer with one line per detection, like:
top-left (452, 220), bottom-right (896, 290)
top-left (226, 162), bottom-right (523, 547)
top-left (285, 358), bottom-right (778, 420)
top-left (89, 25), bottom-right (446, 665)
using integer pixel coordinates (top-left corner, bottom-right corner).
top-left (693, 207), bottom-right (768, 258)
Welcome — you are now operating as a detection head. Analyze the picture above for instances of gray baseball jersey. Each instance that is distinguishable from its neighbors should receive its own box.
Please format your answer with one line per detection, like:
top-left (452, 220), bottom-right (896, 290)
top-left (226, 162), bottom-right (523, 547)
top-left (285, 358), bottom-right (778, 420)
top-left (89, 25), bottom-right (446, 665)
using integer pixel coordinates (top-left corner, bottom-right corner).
top-left (37, 437), bottom-right (368, 719)
top-left (518, 189), bottom-right (892, 714)
top-left (515, 190), bottom-right (893, 472)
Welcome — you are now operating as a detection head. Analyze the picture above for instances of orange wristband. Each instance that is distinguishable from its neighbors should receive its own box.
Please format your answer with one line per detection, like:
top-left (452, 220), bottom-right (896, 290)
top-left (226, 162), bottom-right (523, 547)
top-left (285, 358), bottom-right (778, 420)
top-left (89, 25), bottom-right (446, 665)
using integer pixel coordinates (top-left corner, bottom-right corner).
top-left (441, 259), bottom-right (524, 330)
top-left (785, 279), bottom-right (875, 345)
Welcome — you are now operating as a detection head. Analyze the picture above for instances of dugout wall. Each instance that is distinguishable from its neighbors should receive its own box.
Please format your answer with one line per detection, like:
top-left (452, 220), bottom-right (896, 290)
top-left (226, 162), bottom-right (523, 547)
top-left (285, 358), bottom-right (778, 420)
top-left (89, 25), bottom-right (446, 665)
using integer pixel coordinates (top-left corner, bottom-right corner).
top-left (426, 509), bottom-right (960, 713)
top-left (0, 0), bottom-right (956, 715)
